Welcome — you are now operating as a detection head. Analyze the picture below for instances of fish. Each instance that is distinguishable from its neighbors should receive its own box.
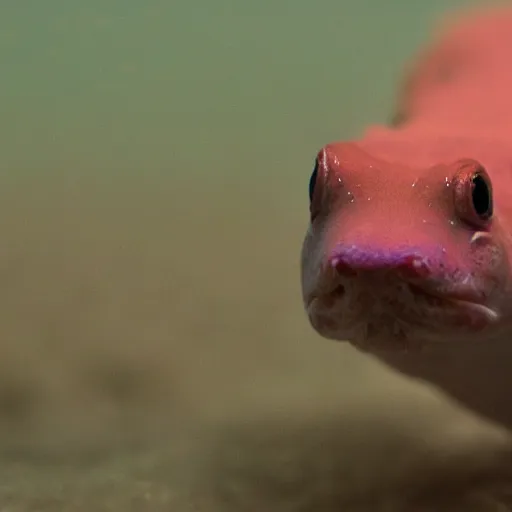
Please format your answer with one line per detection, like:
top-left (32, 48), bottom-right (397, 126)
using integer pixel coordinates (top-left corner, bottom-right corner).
top-left (301, 6), bottom-right (512, 429)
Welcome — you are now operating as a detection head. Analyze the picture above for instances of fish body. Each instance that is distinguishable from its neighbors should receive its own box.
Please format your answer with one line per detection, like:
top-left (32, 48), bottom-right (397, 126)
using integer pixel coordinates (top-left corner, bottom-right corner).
top-left (301, 7), bottom-right (512, 428)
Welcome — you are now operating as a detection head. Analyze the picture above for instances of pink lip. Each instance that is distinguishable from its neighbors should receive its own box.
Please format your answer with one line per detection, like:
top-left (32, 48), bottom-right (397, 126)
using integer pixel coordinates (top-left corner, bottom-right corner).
top-left (408, 284), bottom-right (499, 325)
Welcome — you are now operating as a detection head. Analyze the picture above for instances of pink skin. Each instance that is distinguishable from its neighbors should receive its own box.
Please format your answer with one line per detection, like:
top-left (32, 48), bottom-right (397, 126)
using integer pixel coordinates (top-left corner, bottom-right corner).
top-left (301, 7), bottom-right (512, 429)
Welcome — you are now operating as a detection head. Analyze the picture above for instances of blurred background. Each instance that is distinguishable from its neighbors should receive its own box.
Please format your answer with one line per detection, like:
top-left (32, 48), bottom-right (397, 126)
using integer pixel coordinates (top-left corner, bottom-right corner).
top-left (1, 0), bottom-right (511, 510)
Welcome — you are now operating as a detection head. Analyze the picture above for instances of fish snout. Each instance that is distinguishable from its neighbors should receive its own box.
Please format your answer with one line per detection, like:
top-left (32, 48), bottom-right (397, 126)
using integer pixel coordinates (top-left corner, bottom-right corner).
top-left (330, 245), bottom-right (434, 281)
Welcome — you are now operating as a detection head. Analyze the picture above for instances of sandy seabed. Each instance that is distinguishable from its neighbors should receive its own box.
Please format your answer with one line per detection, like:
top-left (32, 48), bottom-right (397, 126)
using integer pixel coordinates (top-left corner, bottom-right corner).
top-left (1, 169), bottom-right (512, 511)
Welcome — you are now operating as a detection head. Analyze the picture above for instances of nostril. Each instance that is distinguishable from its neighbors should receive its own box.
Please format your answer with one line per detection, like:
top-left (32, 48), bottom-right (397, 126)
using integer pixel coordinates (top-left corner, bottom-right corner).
top-left (397, 255), bottom-right (431, 279)
top-left (331, 257), bottom-right (358, 276)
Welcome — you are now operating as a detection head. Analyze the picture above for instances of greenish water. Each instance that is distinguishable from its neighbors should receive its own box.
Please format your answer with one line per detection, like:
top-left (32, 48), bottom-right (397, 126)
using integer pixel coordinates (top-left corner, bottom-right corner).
top-left (1, 0), bottom-right (474, 180)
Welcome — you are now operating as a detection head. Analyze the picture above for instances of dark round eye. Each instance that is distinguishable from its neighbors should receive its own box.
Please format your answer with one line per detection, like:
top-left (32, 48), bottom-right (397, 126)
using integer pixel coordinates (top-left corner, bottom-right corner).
top-left (471, 172), bottom-right (493, 220)
top-left (309, 160), bottom-right (318, 202)
top-left (452, 161), bottom-right (493, 229)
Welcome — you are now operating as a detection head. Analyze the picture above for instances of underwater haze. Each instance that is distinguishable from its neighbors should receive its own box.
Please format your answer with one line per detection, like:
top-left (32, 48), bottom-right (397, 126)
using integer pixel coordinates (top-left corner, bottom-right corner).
top-left (2, 0), bottom-right (512, 510)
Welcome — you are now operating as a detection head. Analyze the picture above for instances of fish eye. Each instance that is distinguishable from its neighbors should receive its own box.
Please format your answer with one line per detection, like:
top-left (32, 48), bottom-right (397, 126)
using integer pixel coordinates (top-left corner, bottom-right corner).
top-left (309, 160), bottom-right (318, 202)
top-left (471, 172), bottom-right (493, 221)
top-left (452, 161), bottom-right (493, 229)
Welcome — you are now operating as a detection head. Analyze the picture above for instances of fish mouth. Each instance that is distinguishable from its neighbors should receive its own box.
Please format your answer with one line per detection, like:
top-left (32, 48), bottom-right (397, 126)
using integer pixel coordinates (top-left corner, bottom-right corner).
top-left (408, 284), bottom-right (499, 326)
top-left (305, 282), bottom-right (500, 334)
